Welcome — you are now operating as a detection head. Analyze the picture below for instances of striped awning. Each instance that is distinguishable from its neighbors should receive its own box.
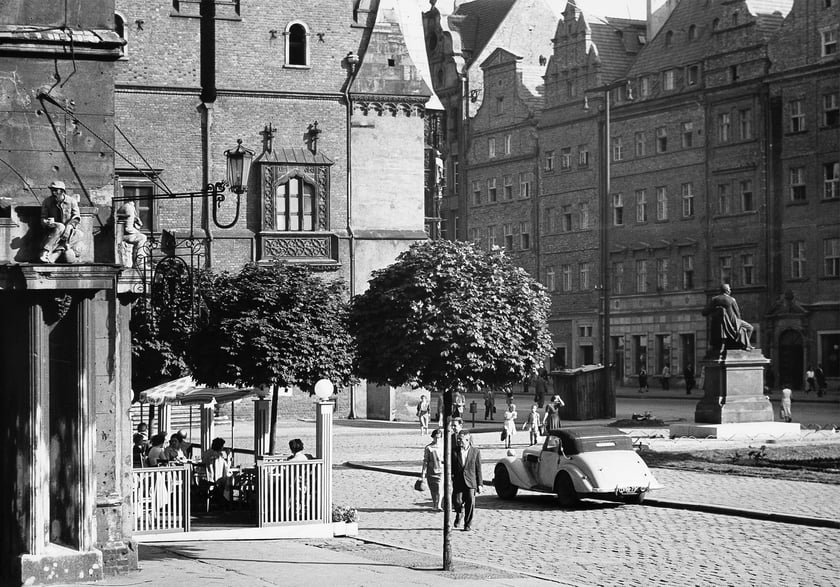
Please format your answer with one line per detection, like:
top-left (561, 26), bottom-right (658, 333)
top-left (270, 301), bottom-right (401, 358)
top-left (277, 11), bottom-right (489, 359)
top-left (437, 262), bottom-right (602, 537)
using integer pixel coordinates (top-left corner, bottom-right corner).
top-left (138, 376), bottom-right (256, 406)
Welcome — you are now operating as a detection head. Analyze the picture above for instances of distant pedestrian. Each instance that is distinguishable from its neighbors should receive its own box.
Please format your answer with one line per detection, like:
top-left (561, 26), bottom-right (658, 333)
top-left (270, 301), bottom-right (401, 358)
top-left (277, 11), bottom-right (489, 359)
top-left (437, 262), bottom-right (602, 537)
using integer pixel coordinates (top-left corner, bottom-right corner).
top-left (543, 395), bottom-right (565, 431)
top-left (502, 403), bottom-right (517, 449)
top-left (483, 388), bottom-right (496, 420)
top-left (435, 392), bottom-right (444, 427)
top-left (780, 386), bottom-right (792, 422)
top-left (805, 366), bottom-right (816, 393)
top-left (453, 391), bottom-right (466, 419)
top-left (816, 364), bottom-right (827, 397)
top-left (417, 394), bottom-right (431, 435)
top-left (638, 368), bottom-right (649, 393)
top-left (504, 386), bottom-right (514, 407)
top-left (533, 367), bottom-right (549, 408)
top-left (451, 430), bottom-right (482, 532)
top-left (684, 363), bottom-right (695, 395)
top-left (661, 365), bottom-right (671, 390)
top-left (420, 429), bottom-right (443, 510)
top-left (523, 404), bottom-right (541, 446)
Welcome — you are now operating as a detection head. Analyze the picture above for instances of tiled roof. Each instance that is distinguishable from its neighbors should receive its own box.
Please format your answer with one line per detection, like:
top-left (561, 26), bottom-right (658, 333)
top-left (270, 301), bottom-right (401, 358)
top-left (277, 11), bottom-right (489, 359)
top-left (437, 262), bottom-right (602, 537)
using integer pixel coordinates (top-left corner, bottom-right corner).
top-left (451, 0), bottom-right (517, 64)
top-left (259, 148), bottom-right (334, 166)
top-left (626, 0), bottom-right (790, 78)
top-left (589, 18), bottom-right (646, 81)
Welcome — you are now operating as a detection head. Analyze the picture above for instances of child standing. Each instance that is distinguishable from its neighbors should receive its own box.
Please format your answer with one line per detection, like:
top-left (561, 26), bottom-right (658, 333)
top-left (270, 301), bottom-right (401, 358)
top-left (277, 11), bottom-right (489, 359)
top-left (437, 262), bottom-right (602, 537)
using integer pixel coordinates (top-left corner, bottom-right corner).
top-left (416, 394), bottom-right (430, 435)
top-left (522, 404), bottom-right (541, 446)
top-left (502, 403), bottom-right (518, 449)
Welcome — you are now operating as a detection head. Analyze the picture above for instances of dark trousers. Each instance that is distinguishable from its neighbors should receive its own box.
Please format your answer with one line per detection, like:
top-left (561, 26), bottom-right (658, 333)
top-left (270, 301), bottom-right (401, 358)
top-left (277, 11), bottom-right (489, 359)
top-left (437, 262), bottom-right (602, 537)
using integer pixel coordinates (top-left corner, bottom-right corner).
top-left (453, 486), bottom-right (476, 528)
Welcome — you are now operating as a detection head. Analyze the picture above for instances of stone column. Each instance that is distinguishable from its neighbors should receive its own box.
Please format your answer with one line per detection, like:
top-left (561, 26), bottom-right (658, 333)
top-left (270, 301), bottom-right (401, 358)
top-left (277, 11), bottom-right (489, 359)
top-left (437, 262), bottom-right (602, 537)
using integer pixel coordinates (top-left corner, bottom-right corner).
top-left (253, 399), bottom-right (271, 461)
top-left (316, 400), bottom-right (333, 524)
top-left (27, 301), bottom-right (49, 555)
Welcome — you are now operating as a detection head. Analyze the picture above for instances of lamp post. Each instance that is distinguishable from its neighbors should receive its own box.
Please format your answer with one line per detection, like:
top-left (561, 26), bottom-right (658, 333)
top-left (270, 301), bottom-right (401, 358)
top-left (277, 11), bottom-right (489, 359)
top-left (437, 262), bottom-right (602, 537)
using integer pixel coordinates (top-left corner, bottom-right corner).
top-left (585, 80), bottom-right (632, 402)
top-left (112, 139), bottom-right (254, 230)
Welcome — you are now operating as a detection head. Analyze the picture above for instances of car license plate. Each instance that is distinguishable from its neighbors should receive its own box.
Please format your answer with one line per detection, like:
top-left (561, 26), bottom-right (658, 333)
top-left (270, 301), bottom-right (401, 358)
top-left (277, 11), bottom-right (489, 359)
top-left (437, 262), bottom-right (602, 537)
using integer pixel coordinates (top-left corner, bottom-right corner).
top-left (616, 486), bottom-right (638, 495)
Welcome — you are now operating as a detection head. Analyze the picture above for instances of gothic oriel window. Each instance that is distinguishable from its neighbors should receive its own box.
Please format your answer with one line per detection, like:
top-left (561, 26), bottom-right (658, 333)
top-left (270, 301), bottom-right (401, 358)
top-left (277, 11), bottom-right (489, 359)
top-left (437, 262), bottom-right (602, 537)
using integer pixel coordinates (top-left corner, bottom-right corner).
top-left (276, 174), bottom-right (316, 231)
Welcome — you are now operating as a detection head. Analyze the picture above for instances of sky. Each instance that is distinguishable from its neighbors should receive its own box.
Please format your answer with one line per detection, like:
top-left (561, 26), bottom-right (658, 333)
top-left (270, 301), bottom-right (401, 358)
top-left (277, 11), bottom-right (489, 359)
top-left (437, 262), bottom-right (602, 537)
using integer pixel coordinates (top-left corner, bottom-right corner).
top-left (416, 0), bottom-right (651, 20)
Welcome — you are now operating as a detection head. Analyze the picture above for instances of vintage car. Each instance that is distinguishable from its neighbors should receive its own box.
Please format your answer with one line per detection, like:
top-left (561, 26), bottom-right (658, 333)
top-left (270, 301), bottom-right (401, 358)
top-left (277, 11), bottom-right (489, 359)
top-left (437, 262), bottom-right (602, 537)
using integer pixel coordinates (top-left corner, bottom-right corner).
top-left (493, 426), bottom-right (662, 506)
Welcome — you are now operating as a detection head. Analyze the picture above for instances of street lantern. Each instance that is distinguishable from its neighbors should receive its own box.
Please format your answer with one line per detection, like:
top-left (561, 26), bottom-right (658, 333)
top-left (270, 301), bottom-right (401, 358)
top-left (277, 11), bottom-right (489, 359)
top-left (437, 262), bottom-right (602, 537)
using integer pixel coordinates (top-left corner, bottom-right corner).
top-left (224, 138), bottom-right (254, 195)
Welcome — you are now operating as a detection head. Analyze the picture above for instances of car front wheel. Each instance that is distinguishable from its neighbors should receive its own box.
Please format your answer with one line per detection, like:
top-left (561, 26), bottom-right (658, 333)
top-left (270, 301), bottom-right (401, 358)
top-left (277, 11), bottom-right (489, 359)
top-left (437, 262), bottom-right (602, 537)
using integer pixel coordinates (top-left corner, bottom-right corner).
top-left (554, 472), bottom-right (579, 507)
top-left (493, 464), bottom-right (518, 499)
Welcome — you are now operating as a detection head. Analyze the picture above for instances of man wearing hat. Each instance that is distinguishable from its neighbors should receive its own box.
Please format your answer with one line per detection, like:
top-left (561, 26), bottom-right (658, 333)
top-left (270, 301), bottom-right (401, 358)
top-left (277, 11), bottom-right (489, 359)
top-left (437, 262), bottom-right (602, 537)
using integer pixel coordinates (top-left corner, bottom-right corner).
top-left (40, 180), bottom-right (82, 263)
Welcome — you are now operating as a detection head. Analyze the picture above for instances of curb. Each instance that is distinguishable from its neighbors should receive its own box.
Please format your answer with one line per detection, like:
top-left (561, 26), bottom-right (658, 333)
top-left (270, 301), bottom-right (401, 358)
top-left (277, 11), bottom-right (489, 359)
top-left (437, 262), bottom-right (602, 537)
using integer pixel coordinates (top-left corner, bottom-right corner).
top-left (344, 461), bottom-right (840, 530)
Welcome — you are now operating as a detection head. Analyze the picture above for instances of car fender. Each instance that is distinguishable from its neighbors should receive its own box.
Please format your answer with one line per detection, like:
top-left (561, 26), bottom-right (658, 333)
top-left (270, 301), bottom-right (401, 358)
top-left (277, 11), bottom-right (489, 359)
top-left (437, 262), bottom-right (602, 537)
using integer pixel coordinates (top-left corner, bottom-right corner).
top-left (496, 457), bottom-right (537, 490)
top-left (566, 451), bottom-right (663, 492)
top-left (556, 461), bottom-right (596, 493)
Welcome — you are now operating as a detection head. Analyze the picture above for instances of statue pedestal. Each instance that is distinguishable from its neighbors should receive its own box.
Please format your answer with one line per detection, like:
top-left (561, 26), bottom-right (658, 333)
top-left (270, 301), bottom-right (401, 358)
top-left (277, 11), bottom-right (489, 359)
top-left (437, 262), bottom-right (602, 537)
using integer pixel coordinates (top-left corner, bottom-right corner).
top-left (694, 349), bottom-right (774, 424)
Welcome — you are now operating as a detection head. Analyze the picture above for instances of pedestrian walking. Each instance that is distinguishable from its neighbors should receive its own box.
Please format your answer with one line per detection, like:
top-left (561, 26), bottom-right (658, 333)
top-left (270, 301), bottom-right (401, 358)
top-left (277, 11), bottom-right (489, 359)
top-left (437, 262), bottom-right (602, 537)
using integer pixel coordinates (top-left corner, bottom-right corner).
top-left (502, 403), bottom-right (517, 449)
top-left (533, 367), bottom-right (549, 408)
top-left (434, 392), bottom-right (444, 427)
top-left (543, 395), bottom-right (564, 430)
top-left (661, 365), bottom-right (671, 390)
top-left (452, 391), bottom-right (466, 419)
top-left (420, 429), bottom-right (443, 510)
top-left (504, 386), bottom-right (514, 407)
top-left (451, 430), bottom-right (482, 532)
top-left (816, 364), bottom-right (827, 397)
top-left (780, 386), bottom-right (792, 422)
top-left (522, 404), bottom-right (541, 446)
top-left (416, 394), bottom-right (431, 435)
top-left (483, 388), bottom-right (496, 420)
top-left (684, 363), bottom-right (695, 395)
top-left (805, 366), bottom-right (816, 394)
top-left (638, 368), bottom-right (649, 393)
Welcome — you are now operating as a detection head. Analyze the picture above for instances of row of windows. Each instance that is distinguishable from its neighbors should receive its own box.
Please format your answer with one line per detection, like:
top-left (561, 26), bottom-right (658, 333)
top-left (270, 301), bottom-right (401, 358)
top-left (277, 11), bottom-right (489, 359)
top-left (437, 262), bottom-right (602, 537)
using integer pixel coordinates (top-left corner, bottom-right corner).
top-left (470, 222), bottom-right (531, 252)
top-left (544, 146), bottom-right (589, 171)
top-left (790, 162), bottom-right (840, 202)
top-left (543, 202), bottom-right (589, 233)
top-left (611, 182), bottom-right (696, 225)
top-left (788, 92), bottom-right (840, 132)
top-left (543, 237), bottom-right (839, 297)
top-left (486, 134), bottom-right (512, 158)
top-left (471, 172), bottom-right (532, 204)
top-left (790, 238), bottom-right (840, 279)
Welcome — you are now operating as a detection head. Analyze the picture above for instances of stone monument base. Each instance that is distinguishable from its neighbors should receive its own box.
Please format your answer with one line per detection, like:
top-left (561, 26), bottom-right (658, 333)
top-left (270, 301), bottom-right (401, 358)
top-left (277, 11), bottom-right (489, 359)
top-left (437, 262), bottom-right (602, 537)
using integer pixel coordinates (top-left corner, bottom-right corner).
top-left (694, 349), bottom-right (774, 424)
top-left (19, 544), bottom-right (103, 585)
top-left (669, 421), bottom-right (801, 441)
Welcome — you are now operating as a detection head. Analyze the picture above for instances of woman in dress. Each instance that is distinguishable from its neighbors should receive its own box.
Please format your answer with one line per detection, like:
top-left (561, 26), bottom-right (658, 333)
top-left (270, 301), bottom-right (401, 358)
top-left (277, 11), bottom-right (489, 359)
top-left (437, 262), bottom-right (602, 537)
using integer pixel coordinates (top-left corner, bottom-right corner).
top-left (416, 394), bottom-right (431, 435)
top-left (542, 395), bottom-right (565, 431)
top-left (420, 429), bottom-right (443, 510)
top-left (502, 403), bottom-right (517, 449)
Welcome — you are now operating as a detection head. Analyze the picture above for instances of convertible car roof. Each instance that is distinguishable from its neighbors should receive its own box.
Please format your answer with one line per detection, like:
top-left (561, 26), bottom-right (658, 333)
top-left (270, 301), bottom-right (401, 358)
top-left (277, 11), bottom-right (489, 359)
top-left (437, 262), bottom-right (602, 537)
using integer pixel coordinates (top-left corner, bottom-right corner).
top-left (545, 426), bottom-right (627, 440)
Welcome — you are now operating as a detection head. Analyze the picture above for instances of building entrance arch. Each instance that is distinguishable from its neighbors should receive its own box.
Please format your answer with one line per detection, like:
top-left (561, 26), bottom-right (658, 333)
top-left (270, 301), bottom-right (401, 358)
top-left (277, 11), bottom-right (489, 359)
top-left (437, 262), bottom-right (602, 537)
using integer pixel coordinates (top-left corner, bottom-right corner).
top-left (778, 329), bottom-right (804, 390)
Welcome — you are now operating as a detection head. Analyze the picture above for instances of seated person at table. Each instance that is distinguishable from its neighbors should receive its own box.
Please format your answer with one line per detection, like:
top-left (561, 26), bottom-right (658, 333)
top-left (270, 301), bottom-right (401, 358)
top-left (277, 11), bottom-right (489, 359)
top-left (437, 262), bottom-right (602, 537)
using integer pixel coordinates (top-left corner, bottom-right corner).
top-left (202, 437), bottom-right (232, 502)
top-left (132, 433), bottom-right (148, 467)
top-left (147, 433), bottom-right (168, 466)
top-left (286, 438), bottom-right (311, 461)
top-left (175, 429), bottom-right (193, 460)
top-left (163, 433), bottom-right (188, 464)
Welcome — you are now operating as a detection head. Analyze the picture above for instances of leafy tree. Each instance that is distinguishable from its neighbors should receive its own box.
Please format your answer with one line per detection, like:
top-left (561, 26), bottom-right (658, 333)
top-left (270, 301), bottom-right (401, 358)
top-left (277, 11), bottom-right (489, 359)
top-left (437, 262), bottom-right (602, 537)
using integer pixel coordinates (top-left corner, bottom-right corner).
top-left (188, 262), bottom-right (355, 453)
top-left (130, 259), bottom-right (196, 398)
top-left (349, 239), bottom-right (552, 569)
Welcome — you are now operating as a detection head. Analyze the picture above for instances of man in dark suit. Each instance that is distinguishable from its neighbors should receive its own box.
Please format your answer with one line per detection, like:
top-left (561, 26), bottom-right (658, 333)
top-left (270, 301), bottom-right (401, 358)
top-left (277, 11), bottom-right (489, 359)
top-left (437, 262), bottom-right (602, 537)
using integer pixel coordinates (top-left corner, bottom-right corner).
top-left (451, 429), bottom-right (482, 531)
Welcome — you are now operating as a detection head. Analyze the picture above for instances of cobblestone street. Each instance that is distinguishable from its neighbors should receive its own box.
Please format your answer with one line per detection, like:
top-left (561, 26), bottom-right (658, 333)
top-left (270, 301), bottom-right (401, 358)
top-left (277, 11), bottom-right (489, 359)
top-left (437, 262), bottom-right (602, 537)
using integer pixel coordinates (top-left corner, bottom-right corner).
top-left (331, 424), bottom-right (840, 586)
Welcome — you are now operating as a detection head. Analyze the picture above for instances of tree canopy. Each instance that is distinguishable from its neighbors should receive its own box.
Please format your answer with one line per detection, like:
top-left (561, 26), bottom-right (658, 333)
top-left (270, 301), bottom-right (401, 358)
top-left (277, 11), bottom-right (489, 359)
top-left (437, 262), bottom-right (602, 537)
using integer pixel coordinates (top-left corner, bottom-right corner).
top-left (350, 240), bottom-right (552, 393)
top-left (187, 262), bottom-right (355, 392)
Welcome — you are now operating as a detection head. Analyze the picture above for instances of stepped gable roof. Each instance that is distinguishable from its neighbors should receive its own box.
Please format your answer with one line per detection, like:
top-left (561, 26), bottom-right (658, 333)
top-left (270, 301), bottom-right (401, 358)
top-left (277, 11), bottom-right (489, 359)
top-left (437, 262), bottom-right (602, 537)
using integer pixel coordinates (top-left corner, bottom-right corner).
top-left (627, 0), bottom-right (791, 77)
top-left (481, 47), bottom-right (545, 112)
top-left (449, 0), bottom-right (516, 65)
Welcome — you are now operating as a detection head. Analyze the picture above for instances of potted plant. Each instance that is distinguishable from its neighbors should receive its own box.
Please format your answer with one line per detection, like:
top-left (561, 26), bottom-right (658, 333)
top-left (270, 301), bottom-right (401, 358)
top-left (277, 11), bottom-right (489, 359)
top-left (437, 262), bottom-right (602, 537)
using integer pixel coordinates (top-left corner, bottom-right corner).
top-left (331, 505), bottom-right (359, 536)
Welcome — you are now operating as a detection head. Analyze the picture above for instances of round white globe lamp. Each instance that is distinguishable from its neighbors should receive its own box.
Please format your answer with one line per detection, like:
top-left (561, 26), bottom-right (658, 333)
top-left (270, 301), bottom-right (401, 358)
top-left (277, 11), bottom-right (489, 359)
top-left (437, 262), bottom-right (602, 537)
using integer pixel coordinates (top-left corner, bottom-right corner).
top-left (314, 378), bottom-right (334, 400)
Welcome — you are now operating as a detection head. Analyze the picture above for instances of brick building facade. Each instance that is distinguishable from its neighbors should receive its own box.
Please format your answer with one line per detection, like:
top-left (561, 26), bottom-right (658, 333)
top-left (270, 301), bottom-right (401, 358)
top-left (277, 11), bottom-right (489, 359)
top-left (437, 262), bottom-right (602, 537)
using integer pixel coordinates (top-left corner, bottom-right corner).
top-left (425, 0), bottom-right (839, 389)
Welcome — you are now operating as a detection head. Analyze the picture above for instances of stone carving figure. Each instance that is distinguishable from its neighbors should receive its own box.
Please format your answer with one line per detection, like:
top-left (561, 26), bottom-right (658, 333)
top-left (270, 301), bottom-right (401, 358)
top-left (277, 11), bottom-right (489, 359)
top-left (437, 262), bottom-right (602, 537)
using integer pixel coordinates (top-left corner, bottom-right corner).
top-left (702, 283), bottom-right (754, 357)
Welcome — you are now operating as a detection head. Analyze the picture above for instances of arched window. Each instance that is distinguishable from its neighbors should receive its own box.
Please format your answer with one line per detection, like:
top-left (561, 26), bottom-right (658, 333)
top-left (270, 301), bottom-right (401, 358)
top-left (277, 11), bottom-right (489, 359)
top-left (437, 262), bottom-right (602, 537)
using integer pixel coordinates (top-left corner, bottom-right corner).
top-left (276, 173), bottom-right (316, 231)
top-left (688, 25), bottom-right (697, 41)
top-left (665, 30), bottom-right (673, 47)
top-left (286, 22), bottom-right (309, 67)
top-left (115, 12), bottom-right (126, 57)
top-left (712, 18), bottom-right (720, 31)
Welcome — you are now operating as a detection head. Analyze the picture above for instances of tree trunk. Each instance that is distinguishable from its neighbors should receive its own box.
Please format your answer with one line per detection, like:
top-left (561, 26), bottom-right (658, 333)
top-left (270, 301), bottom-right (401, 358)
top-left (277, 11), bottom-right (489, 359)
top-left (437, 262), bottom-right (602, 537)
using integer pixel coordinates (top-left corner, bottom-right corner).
top-left (442, 388), bottom-right (452, 570)
top-left (268, 383), bottom-right (279, 455)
